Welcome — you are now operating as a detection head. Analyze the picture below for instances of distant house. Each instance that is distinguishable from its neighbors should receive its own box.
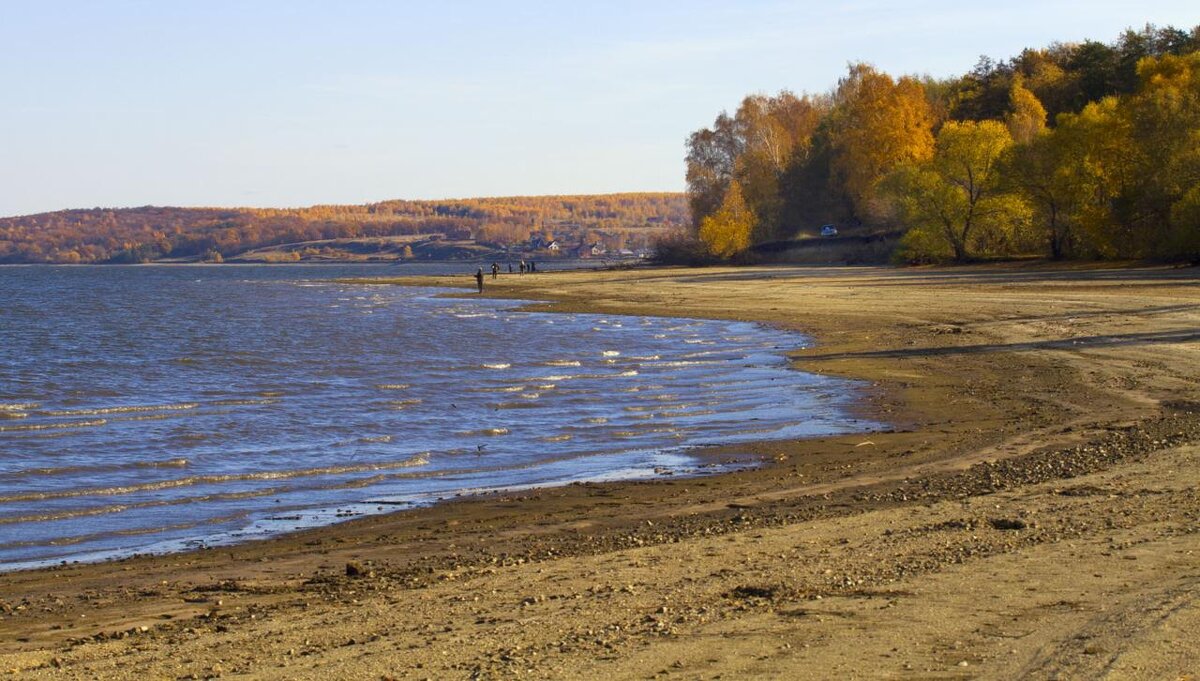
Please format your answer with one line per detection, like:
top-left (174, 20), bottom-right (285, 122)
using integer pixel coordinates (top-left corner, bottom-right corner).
top-left (546, 241), bottom-right (560, 252)
top-left (573, 242), bottom-right (605, 259)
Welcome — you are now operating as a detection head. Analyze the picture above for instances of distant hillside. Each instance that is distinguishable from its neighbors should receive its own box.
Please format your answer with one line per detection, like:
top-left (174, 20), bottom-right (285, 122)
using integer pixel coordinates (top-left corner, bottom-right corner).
top-left (0, 193), bottom-right (687, 264)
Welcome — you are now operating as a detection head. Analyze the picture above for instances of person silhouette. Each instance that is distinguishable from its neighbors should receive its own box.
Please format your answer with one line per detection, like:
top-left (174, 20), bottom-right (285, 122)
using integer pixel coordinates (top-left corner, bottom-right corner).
top-left (475, 267), bottom-right (484, 293)
top-left (491, 262), bottom-right (499, 279)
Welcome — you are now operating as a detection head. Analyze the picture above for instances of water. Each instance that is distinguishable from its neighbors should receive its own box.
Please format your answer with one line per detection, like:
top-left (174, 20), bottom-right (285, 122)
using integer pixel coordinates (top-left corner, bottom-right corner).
top-left (0, 264), bottom-right (876, 569)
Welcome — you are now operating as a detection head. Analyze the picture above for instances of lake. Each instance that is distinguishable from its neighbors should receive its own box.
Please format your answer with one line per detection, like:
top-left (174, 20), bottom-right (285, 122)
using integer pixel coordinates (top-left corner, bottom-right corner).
top-left (0, 264), bottom-right (875, 569)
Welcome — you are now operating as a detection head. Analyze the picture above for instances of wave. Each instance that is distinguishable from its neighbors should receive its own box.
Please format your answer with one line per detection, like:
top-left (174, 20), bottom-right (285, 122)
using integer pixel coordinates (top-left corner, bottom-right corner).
top-left (0, 510), bottom-right (257, 551)
top-left (0, 457), bottom-right (190, 482)
top-left (36, 402), bottom-right (199, 417)
top-left (541, 360), bottom-right (581, 367)
top-left (207, 398), bottom-right (277, 407)
top-left (385, 398), bottom-right (423, 409)
top-left (0, 454), bottom-right (430, 503)
top-left (457, 427), bottom-right (510, 437)
top-left (481, 363), bottom-right (512, 370)
top-left (0, 403), bottom-right (38, 411)
top-left (374, 383), bottom-right (410, 390)
top-left (491, 401), bottom-right (542, 410)
top-left (0, 419), bottom-right (108, 433)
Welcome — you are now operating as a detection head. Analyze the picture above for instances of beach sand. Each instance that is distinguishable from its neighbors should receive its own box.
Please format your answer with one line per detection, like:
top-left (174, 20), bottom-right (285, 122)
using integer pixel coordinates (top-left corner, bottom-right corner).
top-left (2, 263), bottom-right (1198, 679)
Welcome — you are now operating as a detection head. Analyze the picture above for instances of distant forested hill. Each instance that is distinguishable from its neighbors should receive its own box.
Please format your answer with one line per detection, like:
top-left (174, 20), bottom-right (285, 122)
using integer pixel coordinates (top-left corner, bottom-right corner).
top-left (0, 193), bottom-right (687, 264)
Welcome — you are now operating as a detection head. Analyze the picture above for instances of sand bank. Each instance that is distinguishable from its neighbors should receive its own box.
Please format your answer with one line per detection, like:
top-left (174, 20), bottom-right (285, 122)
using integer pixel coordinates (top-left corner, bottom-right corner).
top-left (2, 264), bottom-right (1198, 679)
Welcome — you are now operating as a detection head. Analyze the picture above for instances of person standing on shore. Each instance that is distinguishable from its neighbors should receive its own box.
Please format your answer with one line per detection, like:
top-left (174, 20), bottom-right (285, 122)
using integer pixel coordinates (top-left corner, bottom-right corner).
top-left (475, 267), bottom-right (484, 293)
top-left (491, 262), bottom-right (499, 279)
top-left (519, 260), bottom-right (526, 274)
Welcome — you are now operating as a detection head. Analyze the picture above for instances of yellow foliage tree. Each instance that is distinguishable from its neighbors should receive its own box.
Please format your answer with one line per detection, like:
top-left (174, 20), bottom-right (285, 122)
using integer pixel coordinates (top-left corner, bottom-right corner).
top-left (887, 120), bottom-right (1026, 261)
top-left (698, 181), bottom-right (755, 258)
top-left (829, 64), bottom-right (936, 220)
top-left (1005, 77), bottom-right (1047, 144)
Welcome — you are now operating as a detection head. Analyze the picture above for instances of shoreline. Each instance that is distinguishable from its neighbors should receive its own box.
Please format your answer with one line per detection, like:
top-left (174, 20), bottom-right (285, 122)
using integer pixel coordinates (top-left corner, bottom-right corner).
top-left (2, 263), bottom-right (1198, 679)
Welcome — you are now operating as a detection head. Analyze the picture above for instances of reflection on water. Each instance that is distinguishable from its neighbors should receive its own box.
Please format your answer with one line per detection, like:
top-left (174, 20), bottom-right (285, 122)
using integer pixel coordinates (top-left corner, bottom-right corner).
top-left (0, 265), bottom-right (877, 569)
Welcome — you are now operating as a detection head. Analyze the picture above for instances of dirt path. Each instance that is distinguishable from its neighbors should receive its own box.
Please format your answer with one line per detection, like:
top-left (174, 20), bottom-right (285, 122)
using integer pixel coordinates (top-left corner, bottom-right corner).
top-left (1, 263), bottom-right (1198, 679)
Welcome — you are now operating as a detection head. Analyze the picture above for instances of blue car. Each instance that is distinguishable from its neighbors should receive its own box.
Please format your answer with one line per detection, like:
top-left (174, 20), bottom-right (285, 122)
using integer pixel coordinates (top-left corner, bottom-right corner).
top-left (820, 224), bottom-right (838, 237)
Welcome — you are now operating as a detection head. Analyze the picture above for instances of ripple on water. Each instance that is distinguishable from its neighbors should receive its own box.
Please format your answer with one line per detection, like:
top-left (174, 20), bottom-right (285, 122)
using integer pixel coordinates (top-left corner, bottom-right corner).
top-left (0, 268), bottom-right (876, 569)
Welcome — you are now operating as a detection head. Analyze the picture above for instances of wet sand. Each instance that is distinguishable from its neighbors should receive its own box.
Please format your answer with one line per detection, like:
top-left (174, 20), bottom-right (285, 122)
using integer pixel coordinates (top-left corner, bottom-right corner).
top-left (2, 263), bottom-right (1199, 679)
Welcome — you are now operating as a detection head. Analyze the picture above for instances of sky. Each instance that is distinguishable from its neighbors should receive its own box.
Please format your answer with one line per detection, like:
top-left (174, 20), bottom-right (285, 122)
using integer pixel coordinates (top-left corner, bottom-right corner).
top-left (1, 1), bottom-right (1196, 217)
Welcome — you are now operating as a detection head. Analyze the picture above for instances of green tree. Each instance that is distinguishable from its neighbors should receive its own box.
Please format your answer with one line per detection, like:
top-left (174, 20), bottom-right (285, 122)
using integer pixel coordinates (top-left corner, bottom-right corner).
top-left (887, 120), bottom-right (1026, 261)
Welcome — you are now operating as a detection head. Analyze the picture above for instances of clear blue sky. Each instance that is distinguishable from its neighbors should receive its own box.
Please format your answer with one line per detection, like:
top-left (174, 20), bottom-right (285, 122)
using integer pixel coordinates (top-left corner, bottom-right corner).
top-left (2, 1), bottom-right (1195, 217)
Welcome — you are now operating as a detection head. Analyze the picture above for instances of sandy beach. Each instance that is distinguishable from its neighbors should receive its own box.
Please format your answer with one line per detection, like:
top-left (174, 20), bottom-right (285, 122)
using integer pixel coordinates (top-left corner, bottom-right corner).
top-left (2, 263), bottom-right (1198, 680)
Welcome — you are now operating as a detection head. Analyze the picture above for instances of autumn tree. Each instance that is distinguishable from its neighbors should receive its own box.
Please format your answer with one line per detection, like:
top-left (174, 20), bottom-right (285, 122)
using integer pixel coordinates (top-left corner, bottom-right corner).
top-left (1120, 52), bottom-right (1200, 257)
top-left (685, 114), bottom-right (740, 228)
top-left (887, 121), bottom-right (1028, 261)
top-left (828, 64), bottom-right (936, 221)
top-left (732, 93), bottom-right (826, 241)
top-left (686, 93), bottom-right (826, 241)
top-left (698, 180), bottom-right (755, 258)
top-left (1005, 77), bottom-right (1048, 144)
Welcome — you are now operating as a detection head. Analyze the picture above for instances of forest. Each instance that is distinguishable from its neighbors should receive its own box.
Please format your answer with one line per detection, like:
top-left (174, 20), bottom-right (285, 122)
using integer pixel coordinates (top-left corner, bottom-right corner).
top-left (0, 194), bottom-right (686, 264)
top-left (685, 24), bottom-right (1200, 263)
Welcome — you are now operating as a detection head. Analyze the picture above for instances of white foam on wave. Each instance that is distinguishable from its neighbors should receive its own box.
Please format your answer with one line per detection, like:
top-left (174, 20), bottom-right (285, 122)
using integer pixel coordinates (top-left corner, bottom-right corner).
top-left (209, 398), bottom-right (278, 407)
top-left (38, 402), bottom-right (200, 417)
top-left (542, 360), bottom-right (581, 367)
top-left (602, 350), bottom-right (620, 357)
top-left (0, 419), bottom-right (108, 433)
top-left (386, 399), bottom-right (423, 409)
top-left (482, 363), bottom-right (511, 370)
top-left (458, 427), bottom-right (510, 437)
